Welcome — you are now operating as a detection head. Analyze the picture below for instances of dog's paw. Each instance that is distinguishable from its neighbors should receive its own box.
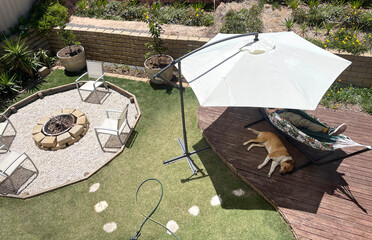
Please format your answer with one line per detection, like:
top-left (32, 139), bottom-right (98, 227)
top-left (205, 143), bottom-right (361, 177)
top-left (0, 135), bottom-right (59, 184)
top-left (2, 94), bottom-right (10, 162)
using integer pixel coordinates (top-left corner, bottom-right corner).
top-left (258, 165), bottom-right (263, 169)
top-left (267, 173), bottom-right (272, 178)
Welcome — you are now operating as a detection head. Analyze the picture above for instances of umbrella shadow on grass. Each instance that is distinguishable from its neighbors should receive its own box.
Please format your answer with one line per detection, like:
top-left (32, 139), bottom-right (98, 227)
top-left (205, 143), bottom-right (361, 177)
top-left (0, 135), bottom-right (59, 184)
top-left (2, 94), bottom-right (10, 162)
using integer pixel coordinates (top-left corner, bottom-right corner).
top-left (189, 138), bottom-right (275, 211)
top-left (196, 107), bottom-right (367, 213)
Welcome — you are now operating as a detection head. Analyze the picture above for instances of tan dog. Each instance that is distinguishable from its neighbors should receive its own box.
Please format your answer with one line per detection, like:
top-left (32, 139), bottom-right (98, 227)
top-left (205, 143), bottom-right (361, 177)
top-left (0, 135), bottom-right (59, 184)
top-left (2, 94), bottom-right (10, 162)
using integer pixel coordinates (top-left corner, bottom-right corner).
top-left (243, 128), bottom-right (294, 178)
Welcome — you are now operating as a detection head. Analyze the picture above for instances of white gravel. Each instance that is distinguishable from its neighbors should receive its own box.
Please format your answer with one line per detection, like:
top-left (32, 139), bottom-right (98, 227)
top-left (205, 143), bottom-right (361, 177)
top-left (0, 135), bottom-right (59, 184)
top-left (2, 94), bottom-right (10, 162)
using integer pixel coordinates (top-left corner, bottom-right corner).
top-left (0, 88), bottom-right (137, 197)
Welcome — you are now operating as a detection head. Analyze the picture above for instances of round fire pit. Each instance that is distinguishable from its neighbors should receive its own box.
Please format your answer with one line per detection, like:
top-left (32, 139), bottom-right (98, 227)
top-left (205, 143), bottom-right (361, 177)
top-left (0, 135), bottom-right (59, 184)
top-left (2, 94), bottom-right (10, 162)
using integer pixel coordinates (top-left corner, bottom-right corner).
top-left (43, 114), bottom-right (75, 136)
top-left (32, 109), bottom-right (90, 150)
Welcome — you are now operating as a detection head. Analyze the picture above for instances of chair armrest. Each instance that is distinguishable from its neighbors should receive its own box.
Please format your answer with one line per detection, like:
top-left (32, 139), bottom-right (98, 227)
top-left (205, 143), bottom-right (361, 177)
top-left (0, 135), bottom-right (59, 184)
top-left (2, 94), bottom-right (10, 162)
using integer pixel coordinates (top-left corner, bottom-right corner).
top-left (75, 72), bottom-right (88, 83)
top-left (94, 74), bottom-right (105, 83)
top-left (92, 74), bottom-right (105, 91)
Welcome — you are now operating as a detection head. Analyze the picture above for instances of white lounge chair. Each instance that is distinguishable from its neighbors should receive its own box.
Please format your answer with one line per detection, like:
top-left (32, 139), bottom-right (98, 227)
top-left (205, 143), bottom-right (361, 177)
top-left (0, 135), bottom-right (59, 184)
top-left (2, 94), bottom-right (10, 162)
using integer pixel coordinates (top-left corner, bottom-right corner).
top-left (0, 113), bottom-right (16, 152)
top-left (95, 104), bottom-right (131, 151)
top-left (75, 60), bottom-right (109, 103)
top-left (0, 148), bottom-right (38, 193)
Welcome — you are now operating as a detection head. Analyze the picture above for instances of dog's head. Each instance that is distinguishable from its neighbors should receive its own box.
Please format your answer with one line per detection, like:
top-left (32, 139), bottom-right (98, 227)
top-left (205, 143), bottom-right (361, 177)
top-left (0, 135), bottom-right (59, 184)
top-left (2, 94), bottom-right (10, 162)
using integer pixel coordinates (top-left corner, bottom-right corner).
top-left (280, 159), bottom-right (294, 175)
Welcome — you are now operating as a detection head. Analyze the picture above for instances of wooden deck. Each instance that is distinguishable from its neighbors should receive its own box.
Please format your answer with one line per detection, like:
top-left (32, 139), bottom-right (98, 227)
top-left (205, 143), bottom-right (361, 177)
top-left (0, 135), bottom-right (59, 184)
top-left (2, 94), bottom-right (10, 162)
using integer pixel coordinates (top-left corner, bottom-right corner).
top-left (197, 106), bottom-right (372, 240)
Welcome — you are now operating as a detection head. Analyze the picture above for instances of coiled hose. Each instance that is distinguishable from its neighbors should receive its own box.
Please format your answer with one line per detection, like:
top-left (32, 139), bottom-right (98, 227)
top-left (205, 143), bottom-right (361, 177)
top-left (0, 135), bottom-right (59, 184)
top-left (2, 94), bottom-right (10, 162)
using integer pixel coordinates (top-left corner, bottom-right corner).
top-left (130, 178), bottom-right (180, 240)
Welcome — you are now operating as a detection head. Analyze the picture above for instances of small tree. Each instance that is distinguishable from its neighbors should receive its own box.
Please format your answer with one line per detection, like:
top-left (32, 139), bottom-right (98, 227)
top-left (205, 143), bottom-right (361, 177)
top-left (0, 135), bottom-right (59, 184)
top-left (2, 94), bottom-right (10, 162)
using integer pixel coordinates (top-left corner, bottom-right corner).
top-left (144, 13), bottom-right (168, 59)
top-left (57, 24), bottom-right (81, 56)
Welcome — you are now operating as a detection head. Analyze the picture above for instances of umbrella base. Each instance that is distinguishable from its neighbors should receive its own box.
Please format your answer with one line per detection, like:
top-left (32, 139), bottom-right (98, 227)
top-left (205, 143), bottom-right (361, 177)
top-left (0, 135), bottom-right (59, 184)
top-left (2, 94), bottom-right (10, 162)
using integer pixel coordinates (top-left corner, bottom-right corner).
top-left (163, 138), bottom-right (210, 175)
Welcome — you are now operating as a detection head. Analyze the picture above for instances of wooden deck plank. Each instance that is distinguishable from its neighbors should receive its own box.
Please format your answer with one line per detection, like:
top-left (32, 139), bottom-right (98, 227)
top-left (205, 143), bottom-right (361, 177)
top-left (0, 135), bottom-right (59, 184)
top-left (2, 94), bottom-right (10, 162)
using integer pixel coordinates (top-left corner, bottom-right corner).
top-left (197, 106), bottom-right (372, 239)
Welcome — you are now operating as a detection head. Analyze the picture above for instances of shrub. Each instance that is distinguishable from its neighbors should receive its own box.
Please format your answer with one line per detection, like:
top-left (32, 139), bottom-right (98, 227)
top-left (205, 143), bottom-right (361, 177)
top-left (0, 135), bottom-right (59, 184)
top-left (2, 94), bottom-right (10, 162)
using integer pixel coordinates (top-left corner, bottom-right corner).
top-left (0, 72), bottom-right (20, 96)
top-left (0, 37), bottom-right (41, 78)
top-left (321, 80), bottom-right (372, 114)
top-left (285, 0), bottom-right (301, 10)
top-left (220, 4), bottom-right (264, 33)
top-left (29, 0), bottom-right (69, 35)
top-left (308, 28), bottom-right (370, 55)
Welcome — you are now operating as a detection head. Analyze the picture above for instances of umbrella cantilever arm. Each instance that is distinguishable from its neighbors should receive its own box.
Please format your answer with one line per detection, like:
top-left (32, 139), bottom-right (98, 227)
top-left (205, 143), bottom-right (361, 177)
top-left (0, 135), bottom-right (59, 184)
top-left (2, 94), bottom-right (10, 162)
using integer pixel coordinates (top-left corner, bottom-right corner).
top-left (153, 32), bottom-right (259, 85)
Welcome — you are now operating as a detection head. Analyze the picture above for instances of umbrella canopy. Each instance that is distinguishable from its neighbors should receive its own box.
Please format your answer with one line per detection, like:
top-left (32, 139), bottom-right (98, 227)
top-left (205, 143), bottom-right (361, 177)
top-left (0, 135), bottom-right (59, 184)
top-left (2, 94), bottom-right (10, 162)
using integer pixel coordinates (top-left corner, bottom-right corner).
top-left (180, 32), bottom-right (351, 110)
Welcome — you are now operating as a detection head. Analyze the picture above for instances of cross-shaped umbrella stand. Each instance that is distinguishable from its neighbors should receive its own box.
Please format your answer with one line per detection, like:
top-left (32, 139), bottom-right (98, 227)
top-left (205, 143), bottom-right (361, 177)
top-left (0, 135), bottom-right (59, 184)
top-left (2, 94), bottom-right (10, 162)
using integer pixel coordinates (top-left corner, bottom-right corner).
top-left (153, 33), bottom-right (260, 175)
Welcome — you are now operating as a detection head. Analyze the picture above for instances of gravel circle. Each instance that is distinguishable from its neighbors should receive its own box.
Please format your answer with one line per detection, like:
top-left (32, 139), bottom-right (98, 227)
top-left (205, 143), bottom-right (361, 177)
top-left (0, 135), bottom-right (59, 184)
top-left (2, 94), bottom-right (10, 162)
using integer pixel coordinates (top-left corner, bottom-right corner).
top-left (0, 88), bottom-right (137, 197)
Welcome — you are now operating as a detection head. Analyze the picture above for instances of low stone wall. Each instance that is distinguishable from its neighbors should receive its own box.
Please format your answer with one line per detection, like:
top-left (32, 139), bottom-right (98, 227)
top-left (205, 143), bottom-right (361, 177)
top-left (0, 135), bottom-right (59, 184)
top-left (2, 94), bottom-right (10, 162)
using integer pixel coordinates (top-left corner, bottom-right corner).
top-left (47, 26), bottom-right (208, 67)
top-left (47, 26), bottom-right (372, 87)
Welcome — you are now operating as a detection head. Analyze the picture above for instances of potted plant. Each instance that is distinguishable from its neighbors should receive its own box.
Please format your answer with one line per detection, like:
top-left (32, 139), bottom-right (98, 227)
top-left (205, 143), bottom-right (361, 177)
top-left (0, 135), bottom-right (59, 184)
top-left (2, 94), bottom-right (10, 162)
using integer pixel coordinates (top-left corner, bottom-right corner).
top-left (56, 24), bottom-right (86, 72)
top-left (144, 17), bottom-right (173, 84)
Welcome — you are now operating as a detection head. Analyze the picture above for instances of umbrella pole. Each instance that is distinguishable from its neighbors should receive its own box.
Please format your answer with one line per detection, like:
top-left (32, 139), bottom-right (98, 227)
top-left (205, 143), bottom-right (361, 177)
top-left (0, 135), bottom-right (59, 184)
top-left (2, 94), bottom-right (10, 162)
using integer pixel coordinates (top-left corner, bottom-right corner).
top-left (163, 62), bottom-right (210, 175)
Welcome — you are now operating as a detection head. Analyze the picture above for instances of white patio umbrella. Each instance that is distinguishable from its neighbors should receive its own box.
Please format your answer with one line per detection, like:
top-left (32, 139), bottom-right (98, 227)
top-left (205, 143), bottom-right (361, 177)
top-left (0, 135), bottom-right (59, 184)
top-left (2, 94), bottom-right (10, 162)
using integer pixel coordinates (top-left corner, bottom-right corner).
top-left (154, 32), bottom-right (352, 175)
top-left (179, 32), bottom-right (351, 110)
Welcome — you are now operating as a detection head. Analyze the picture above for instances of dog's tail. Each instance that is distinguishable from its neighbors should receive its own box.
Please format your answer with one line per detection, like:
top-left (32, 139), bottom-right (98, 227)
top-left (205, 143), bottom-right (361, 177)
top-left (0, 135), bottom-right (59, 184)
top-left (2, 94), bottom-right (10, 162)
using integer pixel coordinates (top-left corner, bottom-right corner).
top-left (246, 128), bottom-right (261, 135)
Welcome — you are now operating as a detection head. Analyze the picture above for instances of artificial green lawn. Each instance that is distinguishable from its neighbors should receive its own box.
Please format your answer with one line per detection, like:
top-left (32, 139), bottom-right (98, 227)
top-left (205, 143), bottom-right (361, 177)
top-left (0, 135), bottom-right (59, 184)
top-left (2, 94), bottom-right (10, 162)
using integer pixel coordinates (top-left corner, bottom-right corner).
top-left (0, 69), bottom-right (294, 239)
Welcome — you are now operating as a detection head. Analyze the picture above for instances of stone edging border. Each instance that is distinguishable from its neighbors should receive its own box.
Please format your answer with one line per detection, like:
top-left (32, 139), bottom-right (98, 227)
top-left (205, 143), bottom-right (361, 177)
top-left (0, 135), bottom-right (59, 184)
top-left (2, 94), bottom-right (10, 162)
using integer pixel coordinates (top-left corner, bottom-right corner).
top-left (1, 82), bottom-right (141, 199)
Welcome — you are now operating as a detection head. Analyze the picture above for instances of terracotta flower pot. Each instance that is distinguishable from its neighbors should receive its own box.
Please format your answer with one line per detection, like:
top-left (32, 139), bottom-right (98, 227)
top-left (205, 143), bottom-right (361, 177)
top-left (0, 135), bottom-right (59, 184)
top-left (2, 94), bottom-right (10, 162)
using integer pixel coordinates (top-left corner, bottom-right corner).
top-left (57, 45), bottom-right (86, 72)
top-left (144, 55), bottom-right (173, 84)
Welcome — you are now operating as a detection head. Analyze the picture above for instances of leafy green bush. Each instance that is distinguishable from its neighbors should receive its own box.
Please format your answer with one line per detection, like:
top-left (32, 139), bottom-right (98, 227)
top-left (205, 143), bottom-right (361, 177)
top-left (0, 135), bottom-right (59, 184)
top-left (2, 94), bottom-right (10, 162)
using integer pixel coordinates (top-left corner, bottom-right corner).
top-left (29, 0), bottom-right (69, 35)
top-left (308, 28), bottom-right (370, 55)
top-left (220, 4), bottom-right (264, 33)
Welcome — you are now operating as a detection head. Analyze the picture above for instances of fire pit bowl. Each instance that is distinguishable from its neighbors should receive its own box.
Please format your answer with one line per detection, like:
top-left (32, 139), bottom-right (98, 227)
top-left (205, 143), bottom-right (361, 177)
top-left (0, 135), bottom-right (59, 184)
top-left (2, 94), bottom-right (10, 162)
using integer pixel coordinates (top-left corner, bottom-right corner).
top-left (42, 114), bottom-right (75, 136)
top-left (32, 109), bottom-right (90, 150)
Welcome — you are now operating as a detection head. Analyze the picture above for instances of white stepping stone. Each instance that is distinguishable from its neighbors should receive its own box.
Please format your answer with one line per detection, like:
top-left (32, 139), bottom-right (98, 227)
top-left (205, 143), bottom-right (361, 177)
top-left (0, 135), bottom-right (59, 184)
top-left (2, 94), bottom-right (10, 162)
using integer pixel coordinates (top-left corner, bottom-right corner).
top-left (188, 206), bottom-right (200, 216)
top-left (89, 183), bottom-right (100, 193)
top-left (103, 222), bottom-right (117, 233)
top-left (94, 201), bottom-right (108, 213)
top-left (166, 220), bottom-right (179, 235)
top-left (232, 189), bottom-right (245, 197)
top-left (211, 195), bottom-right (222, 206)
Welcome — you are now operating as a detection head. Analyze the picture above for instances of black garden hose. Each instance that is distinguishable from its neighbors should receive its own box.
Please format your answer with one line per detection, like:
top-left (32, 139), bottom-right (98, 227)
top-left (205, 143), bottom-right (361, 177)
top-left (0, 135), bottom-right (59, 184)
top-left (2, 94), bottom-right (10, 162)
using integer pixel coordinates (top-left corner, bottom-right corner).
top-left (130, 178), bottom-right (179, 240)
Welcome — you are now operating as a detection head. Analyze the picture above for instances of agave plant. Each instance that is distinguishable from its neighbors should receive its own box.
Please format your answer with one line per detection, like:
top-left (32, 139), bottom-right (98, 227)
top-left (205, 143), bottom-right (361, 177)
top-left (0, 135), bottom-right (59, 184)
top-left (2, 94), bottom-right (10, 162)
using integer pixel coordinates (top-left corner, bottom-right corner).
top-left (35, 49), bottom-right (56, 68)
top-left (0, 37), bottom-right (40, 77)
top-left (283, 18), bottom-right (295, 31)
top-left (0, 72), bottom-right (20, 95)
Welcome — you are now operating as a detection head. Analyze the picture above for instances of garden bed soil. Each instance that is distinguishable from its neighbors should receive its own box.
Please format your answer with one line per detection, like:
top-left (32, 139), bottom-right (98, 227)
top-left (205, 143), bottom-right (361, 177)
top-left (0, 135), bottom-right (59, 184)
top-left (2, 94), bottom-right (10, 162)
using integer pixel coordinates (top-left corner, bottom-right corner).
top-left (57, 45), bottom-right (83, 57)
top-left (145, 55), bottom-right (172, 69)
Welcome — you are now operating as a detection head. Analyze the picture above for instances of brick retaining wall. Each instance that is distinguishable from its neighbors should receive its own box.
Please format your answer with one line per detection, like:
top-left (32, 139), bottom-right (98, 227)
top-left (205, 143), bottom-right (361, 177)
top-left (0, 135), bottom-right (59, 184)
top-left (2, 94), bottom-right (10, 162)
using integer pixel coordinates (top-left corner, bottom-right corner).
top-left (335, 53), bottom-right (372, 87)
top-left (47, 26), bottom-right (208, 67)
top-left (46, 26), bottom-right (372, 87)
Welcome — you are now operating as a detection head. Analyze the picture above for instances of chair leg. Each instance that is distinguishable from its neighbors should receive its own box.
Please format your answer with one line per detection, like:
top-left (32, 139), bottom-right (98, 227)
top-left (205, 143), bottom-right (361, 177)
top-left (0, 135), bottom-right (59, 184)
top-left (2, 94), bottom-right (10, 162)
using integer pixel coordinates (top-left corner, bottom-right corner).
top-left (27, 154), bottom-right (39, 175)
top-left (117, 133), bottom-right (124, 145)
top-left (77, 88), bottom-right (84, 101)
top-left (94, 90), bottom-right (100, 104)
top-left (95, 130), bottom-right (105, 151)
top-left (8, 121), bottom-right (17, 134)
